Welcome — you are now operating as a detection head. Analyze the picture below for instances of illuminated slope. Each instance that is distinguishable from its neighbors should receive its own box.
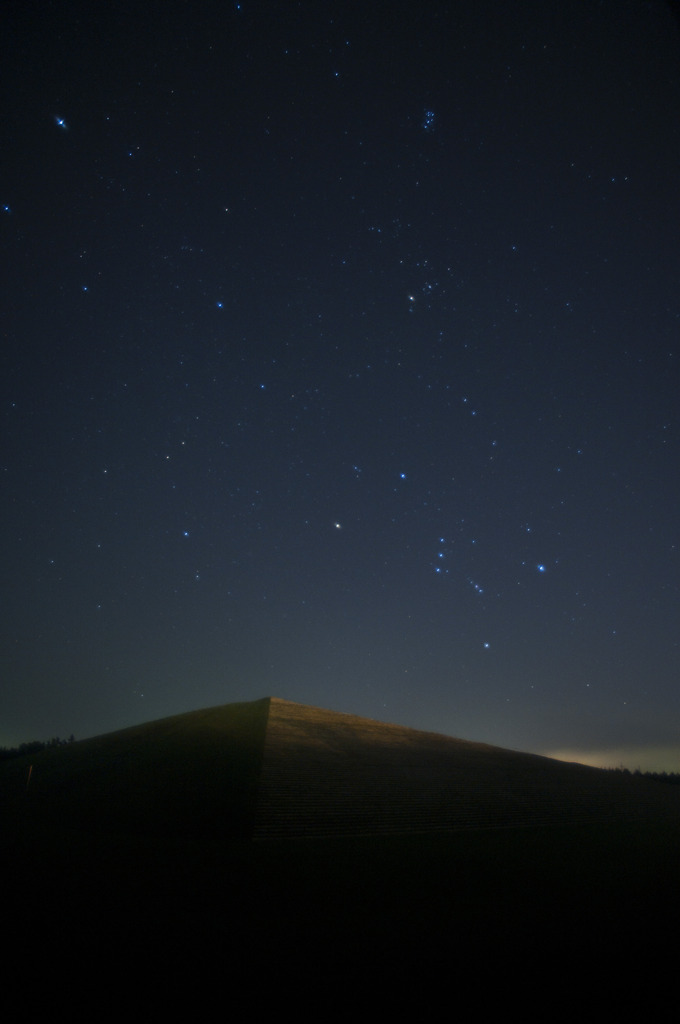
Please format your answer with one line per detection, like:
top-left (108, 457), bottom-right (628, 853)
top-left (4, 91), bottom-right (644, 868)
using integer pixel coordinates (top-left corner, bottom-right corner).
top-left (252, 698), bottom-right (679, 838)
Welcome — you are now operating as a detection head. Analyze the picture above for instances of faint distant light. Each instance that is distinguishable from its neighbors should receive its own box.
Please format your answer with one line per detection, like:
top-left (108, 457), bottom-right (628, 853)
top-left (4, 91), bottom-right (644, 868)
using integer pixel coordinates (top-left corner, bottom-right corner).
top-left (183, 531), bottom-right (190, 537)
top-left (399, 472), bottom-right (407, 480)
top-left (483, 642), bottom-right (490, 649)
top-left (216, 301), bottom-right (224, 309)
top-left (537, 564), bottom-right (546, 573)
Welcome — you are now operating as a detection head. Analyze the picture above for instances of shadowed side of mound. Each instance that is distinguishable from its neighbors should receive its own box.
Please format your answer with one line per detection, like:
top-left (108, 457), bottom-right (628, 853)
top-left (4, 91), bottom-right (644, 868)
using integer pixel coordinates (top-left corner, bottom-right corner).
top-left (0, 698), bottom-right (271, 843)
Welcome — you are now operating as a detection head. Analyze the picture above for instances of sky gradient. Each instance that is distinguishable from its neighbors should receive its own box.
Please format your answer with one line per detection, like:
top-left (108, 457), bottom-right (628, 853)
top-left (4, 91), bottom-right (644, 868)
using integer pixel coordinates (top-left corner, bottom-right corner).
top-left (2, 1), bottom-right (679, 770)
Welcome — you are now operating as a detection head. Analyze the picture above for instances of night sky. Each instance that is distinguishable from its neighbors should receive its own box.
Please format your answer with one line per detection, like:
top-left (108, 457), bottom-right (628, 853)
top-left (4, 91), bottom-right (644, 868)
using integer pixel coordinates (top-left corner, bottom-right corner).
top-left (2, 0), bottom-right (679, 770)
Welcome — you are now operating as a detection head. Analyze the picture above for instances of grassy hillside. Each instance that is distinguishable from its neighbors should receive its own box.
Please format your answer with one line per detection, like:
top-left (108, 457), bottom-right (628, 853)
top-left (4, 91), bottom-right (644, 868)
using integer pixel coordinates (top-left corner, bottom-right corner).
top-left (2, 697), bottom-right (678, 1000)
top-left (255, 698), bottom-right (680, 837)
top-left (0, 698), bottom-right (270, 843)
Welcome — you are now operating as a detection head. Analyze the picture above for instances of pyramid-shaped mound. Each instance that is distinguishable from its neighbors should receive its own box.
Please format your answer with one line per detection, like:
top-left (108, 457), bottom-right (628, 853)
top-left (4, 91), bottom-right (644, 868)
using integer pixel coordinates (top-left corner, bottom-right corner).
top-left (3, 697), bottom-right (678, 842)
top-left (5, 698), bottom-right (679, 992)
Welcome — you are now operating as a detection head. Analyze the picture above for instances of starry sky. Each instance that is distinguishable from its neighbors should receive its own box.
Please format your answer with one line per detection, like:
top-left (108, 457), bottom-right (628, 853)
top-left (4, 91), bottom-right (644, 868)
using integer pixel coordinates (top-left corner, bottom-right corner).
top-left (2, 0), bottom-right (679, 770)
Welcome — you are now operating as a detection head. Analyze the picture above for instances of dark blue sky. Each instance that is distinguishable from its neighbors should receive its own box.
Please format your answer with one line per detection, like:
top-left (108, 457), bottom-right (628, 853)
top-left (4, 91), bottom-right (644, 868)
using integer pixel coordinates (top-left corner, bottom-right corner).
top-left (2, 0), bottom-right (679, 769)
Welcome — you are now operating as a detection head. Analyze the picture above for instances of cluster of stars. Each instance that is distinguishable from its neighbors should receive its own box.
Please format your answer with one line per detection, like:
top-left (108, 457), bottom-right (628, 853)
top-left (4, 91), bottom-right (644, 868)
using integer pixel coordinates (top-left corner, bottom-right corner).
top-left (422, 109), bottom-right (436, 132)
top-left (1, 0), bottom-right (675, 769)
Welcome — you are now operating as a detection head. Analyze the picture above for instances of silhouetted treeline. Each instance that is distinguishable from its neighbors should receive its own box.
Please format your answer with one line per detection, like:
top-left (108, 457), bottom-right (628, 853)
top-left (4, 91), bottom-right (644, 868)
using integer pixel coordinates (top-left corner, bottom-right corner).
top-left (607, 767), bottom-right (680, 785)
top-left (0, 736), bottom-right (75, 760)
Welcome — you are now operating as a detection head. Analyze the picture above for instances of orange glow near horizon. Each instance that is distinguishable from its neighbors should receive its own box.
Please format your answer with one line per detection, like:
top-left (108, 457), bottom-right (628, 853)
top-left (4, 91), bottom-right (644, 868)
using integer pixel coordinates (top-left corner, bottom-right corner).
top-left (544, 747), bottom-right (680, 774)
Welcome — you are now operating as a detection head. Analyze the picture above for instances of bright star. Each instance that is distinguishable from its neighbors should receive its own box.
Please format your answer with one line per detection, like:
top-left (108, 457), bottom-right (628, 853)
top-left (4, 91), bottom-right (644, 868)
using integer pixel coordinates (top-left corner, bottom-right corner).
top-left (54, 116), bottom-right (69, 130)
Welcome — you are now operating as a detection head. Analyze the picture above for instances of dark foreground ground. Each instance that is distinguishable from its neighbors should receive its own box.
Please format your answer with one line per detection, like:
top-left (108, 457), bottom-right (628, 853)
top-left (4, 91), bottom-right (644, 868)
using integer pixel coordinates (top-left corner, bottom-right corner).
top-left (4, 812), bottom-right (679, 1008)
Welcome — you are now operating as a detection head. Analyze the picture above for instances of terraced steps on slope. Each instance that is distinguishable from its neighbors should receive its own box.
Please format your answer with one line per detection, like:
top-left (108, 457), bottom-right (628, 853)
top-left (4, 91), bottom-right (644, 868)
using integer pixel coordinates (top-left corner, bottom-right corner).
top-left (251, 698), bottom-right (664, 839)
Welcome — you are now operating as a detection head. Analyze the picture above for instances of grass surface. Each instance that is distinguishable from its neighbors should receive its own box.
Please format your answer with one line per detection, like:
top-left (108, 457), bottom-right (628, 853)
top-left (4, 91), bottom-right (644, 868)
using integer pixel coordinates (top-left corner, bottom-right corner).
top-left (2, 698), bottom-right (678, 1001)
top-left (1, 698), bottom-right (270, 841)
